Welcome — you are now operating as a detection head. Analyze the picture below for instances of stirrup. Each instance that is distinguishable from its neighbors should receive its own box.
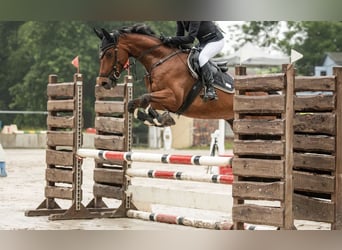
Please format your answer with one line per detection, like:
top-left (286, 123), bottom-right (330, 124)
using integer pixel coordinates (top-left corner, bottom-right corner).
top-left (206, 86), bottom-right (218, 101)
top-left (201, 86), bottom-right (218, 101)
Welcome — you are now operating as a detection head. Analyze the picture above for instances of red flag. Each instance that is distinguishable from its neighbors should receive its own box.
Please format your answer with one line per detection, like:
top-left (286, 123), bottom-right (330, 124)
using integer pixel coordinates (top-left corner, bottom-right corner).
top-left (71, 56), bottom-right (79, 73)
top-left (123, 59), bottom-right (129, 69)
top-left (124, 59), bottom-right (130, 75)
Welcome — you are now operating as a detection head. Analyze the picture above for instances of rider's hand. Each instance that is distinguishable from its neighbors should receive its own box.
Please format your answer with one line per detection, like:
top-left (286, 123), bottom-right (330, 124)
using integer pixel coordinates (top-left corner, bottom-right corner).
top-left (160, 36), bottom-right (174, 46)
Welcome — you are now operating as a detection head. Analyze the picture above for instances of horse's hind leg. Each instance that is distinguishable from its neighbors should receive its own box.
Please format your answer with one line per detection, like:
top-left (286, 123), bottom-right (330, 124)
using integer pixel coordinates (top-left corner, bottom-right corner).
top-left (226, 118), bottom-right (234, 130)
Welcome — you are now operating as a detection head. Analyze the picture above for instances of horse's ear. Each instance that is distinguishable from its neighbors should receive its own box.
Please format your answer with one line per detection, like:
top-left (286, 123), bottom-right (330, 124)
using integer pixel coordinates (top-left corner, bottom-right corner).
top-left (93, 28), bottom-right (103, 39)
top-left (101, 28), bottom-right (114, 42)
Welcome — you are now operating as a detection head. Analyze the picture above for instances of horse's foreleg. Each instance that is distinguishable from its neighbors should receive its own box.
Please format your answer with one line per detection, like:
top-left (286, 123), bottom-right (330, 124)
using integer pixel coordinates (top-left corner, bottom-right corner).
top-left (145, 105), bottom-right (176, 127)
top-left (127, 90), bottom-right (176, 127)
top-left (134, 108), bottom-right (155, 126)
top-left (128, 88), bottom-right (178, 113)
top-left (128, 93), bottom-right (151, 113)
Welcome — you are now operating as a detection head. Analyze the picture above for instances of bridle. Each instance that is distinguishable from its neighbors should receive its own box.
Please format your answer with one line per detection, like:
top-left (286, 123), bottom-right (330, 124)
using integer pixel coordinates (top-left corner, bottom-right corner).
top-left (99, 44), bottom-right (128, 88)
top-left (97, 29), bottom-right (180, 89)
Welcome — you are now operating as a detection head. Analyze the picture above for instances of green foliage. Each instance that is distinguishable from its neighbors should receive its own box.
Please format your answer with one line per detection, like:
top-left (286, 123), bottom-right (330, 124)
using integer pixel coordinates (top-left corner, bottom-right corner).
top-left (0, 21), bottom-right (176, 135)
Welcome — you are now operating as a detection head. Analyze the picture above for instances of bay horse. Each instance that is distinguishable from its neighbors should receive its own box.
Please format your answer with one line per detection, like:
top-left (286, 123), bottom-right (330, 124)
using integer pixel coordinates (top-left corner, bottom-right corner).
top-left (94, 24), bottom-right (235, 127)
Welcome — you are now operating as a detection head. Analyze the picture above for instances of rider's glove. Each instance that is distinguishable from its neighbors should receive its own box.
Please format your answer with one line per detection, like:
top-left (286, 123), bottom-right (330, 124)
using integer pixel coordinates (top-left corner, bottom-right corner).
top-left (160, 35), bottom-right (174, 46)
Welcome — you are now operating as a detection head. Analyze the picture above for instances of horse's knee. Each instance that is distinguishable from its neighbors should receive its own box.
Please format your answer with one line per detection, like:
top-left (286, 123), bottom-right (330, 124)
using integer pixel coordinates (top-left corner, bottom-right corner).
top-left (128, 100), bottom-right (136, 113)
top-left (140, 94), bottom-right (151, 108)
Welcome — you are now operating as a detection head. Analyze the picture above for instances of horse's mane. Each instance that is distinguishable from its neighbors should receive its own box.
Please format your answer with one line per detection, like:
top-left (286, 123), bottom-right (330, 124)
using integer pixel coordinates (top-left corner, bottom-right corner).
top-left (118, 23), bottom-right (157, 37)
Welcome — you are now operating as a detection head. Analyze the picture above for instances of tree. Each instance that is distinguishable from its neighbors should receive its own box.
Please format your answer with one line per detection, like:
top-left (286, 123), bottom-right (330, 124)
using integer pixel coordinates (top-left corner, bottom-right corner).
top-left (0, 21), bottom-right (24, 125)
top-left (6, 21), bottom-right (97, 127)
top-left (230, 21), bottom-right (342, 75)
top-left (0, 21), bottom-right (176, 139)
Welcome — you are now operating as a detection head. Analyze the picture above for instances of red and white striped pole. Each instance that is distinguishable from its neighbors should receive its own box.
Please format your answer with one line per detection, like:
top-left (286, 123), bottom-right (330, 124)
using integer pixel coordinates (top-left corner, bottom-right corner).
top-left (77, 149), bottom-right (233, 167)
top-left (127, 210), bottom-right (233, 230)
top-left (126, 169), bottom-right (233, 184)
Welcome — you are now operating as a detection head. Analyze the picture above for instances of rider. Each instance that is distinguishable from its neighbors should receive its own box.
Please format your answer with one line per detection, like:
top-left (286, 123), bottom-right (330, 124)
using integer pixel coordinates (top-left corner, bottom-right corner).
top-left (162, 21), bottom-right (225, 101)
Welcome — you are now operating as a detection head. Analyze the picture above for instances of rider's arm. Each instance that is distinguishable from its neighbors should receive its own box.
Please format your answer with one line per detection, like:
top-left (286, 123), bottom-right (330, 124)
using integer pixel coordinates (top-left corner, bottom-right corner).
top-left (170, 21), bottom-right (200, 45)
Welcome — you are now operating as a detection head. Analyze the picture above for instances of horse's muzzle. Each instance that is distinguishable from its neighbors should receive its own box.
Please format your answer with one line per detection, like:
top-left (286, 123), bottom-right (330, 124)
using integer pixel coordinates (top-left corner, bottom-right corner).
top-left (96, 76), bottom-right (116, 89)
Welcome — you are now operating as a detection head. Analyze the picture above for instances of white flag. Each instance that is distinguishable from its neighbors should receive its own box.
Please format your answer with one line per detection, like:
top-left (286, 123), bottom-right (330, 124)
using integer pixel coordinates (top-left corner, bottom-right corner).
top-left (291, 49), bottom-right (303, 63)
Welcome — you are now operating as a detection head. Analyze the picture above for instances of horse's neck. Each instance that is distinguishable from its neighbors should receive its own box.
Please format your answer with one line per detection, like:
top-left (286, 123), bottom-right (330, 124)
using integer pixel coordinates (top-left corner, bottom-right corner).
top-left (124, 35), bottom-right (174, 69)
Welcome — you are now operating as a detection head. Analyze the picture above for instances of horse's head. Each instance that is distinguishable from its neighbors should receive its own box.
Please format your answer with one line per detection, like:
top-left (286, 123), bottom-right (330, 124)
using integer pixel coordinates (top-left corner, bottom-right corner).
top-left (94, 28), bottom-right (129, 89)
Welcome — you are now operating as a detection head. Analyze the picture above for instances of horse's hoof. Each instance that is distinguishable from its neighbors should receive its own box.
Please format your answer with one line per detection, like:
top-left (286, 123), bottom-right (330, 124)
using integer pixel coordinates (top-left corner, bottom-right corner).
top-left (127, 101), bottom-right (135, 113)
top-left (160, 112), bottom-right (176, 126)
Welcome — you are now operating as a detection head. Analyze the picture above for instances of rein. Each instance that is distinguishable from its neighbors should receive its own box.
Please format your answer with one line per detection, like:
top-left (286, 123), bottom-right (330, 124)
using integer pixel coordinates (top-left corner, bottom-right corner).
top-left (150, 50), bottom-right (183, 72)
top-left (135, 43), bottom-right (163, 62)
top-left (130, 43), bottom-right (183, 83)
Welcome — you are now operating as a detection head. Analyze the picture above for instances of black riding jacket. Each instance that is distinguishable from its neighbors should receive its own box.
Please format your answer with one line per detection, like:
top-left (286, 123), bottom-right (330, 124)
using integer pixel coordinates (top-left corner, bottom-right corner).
top-left (171, 21), bottom-right (224, 46)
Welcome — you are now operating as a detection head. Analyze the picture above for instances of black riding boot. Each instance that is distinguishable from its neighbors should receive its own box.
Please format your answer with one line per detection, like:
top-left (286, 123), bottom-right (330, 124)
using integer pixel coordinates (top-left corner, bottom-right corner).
top-left (201, 62), bottom-right (218, 101)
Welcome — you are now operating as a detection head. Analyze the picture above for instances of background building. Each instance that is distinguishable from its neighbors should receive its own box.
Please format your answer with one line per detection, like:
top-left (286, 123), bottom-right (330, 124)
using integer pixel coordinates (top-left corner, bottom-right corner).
top-left (315, 52), bottom-right (342, 76)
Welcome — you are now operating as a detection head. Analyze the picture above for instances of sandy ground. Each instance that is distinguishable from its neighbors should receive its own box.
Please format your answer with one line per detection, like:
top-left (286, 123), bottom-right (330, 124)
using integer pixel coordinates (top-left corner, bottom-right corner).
top-left (0, 148), bottom-right (330, 230)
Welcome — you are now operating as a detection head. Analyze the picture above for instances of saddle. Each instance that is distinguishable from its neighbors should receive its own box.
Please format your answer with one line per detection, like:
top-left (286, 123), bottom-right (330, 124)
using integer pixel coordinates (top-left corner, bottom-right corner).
top-left (175, 48), bottom-right (234, 115)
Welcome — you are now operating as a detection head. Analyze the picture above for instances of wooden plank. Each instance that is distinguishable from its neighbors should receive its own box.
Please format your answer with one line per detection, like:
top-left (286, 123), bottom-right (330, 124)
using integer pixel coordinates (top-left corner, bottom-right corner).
top-left (234, 95), bottom-right (285, 113)
top-left (93, 183), bottom-right (123, 199)
top-left (293, 193), bottom-right (334, 223)
top-left (95, 116), bottom-right (125, 134)
top-left (95, 101), bottom-right (125, 114)
top-left (45, 168), bottom-right (73, 183)
top-left (47, 131), bottom-right (74, 147)
top-left (232, 158), bottom-right (284, 178)
top-left (233, 204), bottom-right (284, 227)
top-left (295, 76), bottom-right (336, 91)
top-left (294, 113), bottom-right (335, 135)
top-left (233, 181), bottom-right (284, 201)
top-left (93, 168), bottom-right (124, 185)
top-left (46, 149), bottom-right (74, 166)
top-left (95, 158), bottom-right (125, 168)
top-left (47, 99), bottom-right (75, 111)
top-left (293, 134), bottom-right (335, 153)
top-left (333, 66), bottom-right (342, 229)
top-left (47, 83), bottom-right (75, 98)
top-left (235, 73), bottom-right (285, 91)
top-left (294, 171), bottom-right (335, 194)
top-left (233, 119), bottom-right (284, 135)
top-left (234, 140), bottom-right (284, 156)
top-left (95, 84), bottom-right (125, 98)
top-left (45, 186), bottom-right (73, 200)
top-left (94, 134), bottom-right (126, 151)
top-left (47, 116), bottom-right (74, 128)
top-left (294, 152), bottom-right (335, 172)
top-left (294, 95), bottom-right (335, 111)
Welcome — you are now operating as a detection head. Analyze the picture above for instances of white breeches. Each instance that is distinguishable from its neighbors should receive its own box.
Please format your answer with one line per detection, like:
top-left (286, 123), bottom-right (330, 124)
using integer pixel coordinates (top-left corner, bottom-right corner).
top-left (198, 38), bottom-right (225, 67)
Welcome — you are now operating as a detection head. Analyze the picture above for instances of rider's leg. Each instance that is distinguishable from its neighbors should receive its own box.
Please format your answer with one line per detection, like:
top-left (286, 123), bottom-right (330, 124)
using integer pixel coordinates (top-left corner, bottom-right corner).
top-left (200, 62), bottom-right (217, 100)
top-left (199, 39), bottom-right (225, 101)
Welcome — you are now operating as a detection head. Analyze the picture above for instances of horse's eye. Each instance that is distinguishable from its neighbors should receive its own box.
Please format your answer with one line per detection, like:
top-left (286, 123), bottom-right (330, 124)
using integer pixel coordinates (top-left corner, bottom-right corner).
top-left (106, 51), bottom-right (113, 58)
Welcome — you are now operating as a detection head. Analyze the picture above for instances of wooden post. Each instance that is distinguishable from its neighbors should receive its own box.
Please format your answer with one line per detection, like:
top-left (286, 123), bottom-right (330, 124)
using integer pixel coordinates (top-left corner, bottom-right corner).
top-left (333, 67), bottom-right (342, 229)
top-left (233, 66), bottom-right (246, 230)
top-left (235, 66), bottom-right (246, 76)
top-left (283, 64), bottom-right (294, 229)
